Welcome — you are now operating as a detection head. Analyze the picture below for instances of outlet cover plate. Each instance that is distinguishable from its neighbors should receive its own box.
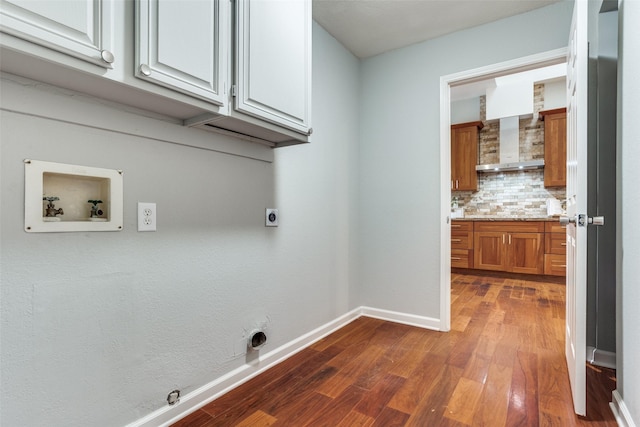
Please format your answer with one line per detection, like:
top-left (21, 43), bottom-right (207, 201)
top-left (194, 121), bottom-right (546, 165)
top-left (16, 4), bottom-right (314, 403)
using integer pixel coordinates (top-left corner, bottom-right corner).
top-left (265, 208), bottom-right (278, 227)
top-left (138, 202), bottom-right (156, 231)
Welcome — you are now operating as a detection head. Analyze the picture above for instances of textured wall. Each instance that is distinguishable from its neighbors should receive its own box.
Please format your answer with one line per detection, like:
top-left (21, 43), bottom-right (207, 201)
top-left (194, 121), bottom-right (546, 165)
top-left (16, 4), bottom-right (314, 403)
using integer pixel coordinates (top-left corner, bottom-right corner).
top-left (0, 22), bottom-right (361, 427)
top-left (357, 1), bottom-right (574, 314)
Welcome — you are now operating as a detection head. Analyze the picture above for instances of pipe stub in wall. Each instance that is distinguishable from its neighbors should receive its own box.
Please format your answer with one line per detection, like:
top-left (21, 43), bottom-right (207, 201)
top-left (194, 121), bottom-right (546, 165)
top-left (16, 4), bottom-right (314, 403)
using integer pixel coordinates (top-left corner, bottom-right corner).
top-left (248, 330), bottom-right (267, 351)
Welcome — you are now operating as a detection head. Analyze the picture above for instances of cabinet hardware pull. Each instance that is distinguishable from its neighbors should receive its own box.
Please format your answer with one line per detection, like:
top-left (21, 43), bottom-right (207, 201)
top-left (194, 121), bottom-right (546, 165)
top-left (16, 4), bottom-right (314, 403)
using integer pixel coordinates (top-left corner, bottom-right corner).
top-left (451, 180), bottom-right (454, 189)
top-left (101, 49), bottom-right (114, 64)
top-left (451, 257), bottom-right (462, 260)
top-left (139, 64), bottom-right (152, 76)
top-left (503, 234), bottom-right (505, 244)
top-left (456, 179), bottom-right (459, 189)
top-left (451, 239), bottom-right (461, 242)
top-left (509, 235), bottom-right (512, 244)
top-left (561, 243), bottom-right (567, 246)
top-left (451, 225), bottom-right (461, 228)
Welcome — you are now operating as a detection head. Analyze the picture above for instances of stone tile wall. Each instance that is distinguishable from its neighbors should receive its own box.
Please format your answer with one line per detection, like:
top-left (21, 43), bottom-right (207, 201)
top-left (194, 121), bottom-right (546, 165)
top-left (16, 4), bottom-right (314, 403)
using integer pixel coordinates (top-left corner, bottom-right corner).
top-left (452, 170), bottom-right (566, 218)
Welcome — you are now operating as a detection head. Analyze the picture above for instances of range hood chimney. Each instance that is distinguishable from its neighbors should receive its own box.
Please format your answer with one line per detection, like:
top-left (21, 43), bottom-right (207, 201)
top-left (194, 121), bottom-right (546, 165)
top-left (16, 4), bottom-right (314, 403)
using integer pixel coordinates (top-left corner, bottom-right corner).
top-left (475, 82), bottom-right (544, 173)
top-left (475, 116), bottom-right (544, 172)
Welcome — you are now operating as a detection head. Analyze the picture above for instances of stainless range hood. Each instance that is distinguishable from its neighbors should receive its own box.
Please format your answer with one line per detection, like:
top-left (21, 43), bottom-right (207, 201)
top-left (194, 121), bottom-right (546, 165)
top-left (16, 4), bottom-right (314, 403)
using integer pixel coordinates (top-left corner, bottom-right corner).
top-left (476, 159), bottom-right (544, 172)
top-left (475, 116), bottom-right (544, 173)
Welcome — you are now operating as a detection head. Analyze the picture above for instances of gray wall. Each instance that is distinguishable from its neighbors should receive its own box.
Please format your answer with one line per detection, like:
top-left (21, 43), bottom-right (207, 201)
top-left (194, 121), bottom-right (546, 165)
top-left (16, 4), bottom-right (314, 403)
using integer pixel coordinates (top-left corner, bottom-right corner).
top-left (356, 1), bottom-right (574, 315)
top-left (0, 22), bottom-right (360, 427)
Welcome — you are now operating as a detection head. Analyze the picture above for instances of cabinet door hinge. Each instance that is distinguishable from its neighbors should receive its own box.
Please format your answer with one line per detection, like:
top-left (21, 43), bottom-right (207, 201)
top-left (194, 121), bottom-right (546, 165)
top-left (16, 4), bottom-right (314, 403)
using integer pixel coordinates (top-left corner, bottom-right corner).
top-left (231, 84), bottom-right (237, 97)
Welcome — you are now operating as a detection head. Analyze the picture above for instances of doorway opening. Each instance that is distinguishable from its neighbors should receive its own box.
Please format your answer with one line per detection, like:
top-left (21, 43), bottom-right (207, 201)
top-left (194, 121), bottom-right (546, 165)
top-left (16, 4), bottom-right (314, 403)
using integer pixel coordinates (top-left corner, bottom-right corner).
top-left (439, 48), bottom-right (567, 331)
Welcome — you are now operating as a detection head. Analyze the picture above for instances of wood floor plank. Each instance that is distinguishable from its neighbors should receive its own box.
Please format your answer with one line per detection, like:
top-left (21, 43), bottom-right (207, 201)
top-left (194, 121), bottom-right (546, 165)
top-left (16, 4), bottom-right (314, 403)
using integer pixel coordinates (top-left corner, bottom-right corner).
top-left (371, 407), bottom-right (411, 427)
top-left (386, 354), bottom-right (447, 414)
top-left (335, 410), bottom-right (375, 427)
top-left (444, 377), bottom-right (484, 425)
top-left (235, 410), bottom-right (277, 427)
top-left (301, 384), bottom-right (368, 427)
top-left (473, 362), bottom-right (513, 427)
top-left (172, 272), bottom-right (617, 427)
top-left (354, 373), bottom-right (406, 418)
top-left (506, 350), bottom-right (539, 426)
top-left (269, 391), bottom-right (332, 426)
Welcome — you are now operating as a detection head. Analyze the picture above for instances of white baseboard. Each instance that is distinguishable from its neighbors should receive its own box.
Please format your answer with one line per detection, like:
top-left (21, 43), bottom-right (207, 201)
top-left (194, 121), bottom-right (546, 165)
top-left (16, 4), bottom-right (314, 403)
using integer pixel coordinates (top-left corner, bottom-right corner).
top-left (610, 389), bottom-right (638, 427)
top-left (127, 306), bottom-right (441, 427)
top-left (359, 306), bottom-right (442, 331)
top-left (587, 346), bottom-right (617, 369)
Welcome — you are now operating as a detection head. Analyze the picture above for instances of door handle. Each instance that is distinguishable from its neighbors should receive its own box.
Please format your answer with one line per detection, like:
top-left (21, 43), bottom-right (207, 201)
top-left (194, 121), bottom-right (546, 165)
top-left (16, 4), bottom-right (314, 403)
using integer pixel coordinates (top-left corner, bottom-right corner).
top-left (559, 214), bottom-right (604, 227)
top-left (559, 215), bottom-right (575, 225)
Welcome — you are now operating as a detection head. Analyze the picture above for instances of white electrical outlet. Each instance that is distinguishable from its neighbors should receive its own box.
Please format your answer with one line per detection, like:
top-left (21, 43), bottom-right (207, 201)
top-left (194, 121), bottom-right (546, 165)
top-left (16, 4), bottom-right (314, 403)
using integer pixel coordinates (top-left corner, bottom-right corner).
top-left (138, 202), bottom-right (156, 231)
top-left (265, 208), bottom-right (278, 227)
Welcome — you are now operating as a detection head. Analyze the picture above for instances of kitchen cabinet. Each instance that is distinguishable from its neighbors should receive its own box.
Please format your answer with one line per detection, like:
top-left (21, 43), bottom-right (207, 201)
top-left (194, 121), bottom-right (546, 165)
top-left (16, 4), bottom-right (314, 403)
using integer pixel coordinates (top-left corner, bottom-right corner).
top-left (451, 121), bottom-right (482, 191)
top-left (474, 221), bottom-right (544, 275)
top-left (451, 221), bottom-right (473, 268)
top-left (540, 108), bottom-right (567, 187)
top-left (544, 222), bottom-right (567, 276)
top-left (135, 0), bottom-right (228, 106)
top-left (0, 0), bottom-right (115, 68)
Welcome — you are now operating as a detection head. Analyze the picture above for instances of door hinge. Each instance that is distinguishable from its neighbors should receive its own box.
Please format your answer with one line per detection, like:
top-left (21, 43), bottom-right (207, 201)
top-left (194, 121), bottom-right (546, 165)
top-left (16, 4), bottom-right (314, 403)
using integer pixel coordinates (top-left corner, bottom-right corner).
top-left (231, 84), bottom-right (237, 97)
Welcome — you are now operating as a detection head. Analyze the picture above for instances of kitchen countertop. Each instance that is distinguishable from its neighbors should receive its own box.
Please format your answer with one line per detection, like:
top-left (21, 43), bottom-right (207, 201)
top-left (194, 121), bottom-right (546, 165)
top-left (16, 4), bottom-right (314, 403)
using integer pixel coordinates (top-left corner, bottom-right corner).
top-left (452, 216), bottom-right (561, 222)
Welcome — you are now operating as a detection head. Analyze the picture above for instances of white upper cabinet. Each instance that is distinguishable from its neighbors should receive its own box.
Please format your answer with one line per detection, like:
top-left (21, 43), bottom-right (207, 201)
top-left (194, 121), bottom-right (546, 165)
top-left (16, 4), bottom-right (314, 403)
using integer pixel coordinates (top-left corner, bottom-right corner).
top-left (135, 0), bottom-right (228, 106)
top-left (0, 0), bottom-right (115, 68)
top-left (234, 0), bottom-right (312, 135)
top-left (0, 0), bottom-right (311, 146)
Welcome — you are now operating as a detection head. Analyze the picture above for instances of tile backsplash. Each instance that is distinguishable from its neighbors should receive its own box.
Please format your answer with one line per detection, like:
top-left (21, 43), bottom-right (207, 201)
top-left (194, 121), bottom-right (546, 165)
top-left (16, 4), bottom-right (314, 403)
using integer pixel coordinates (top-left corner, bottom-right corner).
top-left (452, 83), bottom-right (565, 218)
top-left (453, 170), bottom-right (566, 218)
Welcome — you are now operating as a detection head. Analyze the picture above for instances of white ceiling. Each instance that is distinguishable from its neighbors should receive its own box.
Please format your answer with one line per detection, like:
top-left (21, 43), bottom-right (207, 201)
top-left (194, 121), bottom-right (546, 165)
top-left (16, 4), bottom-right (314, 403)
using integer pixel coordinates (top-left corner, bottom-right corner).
top-left (312, 0), bottom-right (563, 59)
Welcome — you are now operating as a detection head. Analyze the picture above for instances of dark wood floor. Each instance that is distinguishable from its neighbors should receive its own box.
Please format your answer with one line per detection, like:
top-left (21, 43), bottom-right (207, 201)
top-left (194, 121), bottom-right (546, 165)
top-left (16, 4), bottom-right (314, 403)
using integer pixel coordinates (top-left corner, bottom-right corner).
top-left (172, 272), bottom-right (616, 426)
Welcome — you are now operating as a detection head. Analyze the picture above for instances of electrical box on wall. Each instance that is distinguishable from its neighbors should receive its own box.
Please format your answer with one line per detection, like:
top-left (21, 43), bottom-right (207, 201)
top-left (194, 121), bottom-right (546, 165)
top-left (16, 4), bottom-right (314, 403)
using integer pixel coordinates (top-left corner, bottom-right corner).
top-left (24, 159), bottom-right (124, 232)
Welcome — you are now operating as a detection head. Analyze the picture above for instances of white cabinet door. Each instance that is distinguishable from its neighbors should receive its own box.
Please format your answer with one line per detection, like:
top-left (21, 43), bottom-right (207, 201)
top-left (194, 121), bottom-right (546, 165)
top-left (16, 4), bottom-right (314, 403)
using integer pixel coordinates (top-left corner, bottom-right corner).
top-left (135, 0), bottom-right (228, 106)
top-left (235, 0), bottom-right (311, 135)
top-left (0, 0), bottom-right (115, 68)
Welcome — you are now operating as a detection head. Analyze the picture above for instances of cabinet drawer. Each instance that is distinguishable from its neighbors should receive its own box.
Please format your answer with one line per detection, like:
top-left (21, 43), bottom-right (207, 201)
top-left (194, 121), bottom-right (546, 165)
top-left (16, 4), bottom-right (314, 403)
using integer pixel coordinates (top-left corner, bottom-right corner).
top-left (545, 222), bottom-right (567, 234)
top-left (545, 233), bottom-right (567, 254)
top-left (451, 221), bottom-right (473, 232)
top-left (451, 232), bottom-right (473, 250)
top-left (544, 254), bottom-right (566, 276)
top-left (452, 249), bottom-right (473, 269)
top-left (474, 221), bottom-right (544, 233)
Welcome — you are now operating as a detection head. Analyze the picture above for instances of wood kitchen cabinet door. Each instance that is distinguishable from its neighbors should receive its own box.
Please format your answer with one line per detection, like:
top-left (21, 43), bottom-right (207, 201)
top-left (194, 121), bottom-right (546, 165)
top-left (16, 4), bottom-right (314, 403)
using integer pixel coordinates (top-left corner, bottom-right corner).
top-left (474, 232), bottom-right (507, 271)
top-left (540, 108), bottom-right (567, 187)
top-left (509, 232), bottom-right (544, 274)
top-left (451, 122), bottom-right (482, 191)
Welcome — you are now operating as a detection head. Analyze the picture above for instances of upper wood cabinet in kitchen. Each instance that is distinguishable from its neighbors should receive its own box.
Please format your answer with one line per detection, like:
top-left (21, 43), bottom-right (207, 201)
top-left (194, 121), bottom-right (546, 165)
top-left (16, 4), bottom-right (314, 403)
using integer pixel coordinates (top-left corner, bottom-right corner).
top-left (135, 0), bottom-right (228, 106)
top-left (0, 0), bottom-right (115, 68)
top-left (451, 121), bottom-right (482, 191)
top-left (540, 108), bottom-right (567, 187)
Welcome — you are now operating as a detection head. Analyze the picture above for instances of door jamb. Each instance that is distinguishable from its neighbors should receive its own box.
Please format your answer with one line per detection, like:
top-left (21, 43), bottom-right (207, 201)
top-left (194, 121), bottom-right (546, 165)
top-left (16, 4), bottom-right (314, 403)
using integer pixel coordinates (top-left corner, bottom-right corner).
top-left (439, 48), bottom-right (568, 331)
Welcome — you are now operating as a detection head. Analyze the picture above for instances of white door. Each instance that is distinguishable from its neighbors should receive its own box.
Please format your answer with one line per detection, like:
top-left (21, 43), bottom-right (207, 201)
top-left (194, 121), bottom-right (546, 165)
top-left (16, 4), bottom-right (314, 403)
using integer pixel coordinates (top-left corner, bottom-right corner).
top-left (565, 0), bottom-right (588, 416)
